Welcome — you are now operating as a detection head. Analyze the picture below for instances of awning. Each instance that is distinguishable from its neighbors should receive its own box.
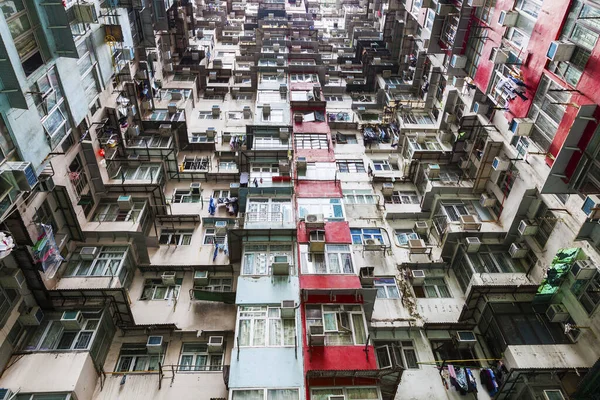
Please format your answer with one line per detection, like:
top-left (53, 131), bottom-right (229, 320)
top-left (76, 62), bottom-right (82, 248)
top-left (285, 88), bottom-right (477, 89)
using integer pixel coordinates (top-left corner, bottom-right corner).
top-left (190, 289), bottom-right (236, 304)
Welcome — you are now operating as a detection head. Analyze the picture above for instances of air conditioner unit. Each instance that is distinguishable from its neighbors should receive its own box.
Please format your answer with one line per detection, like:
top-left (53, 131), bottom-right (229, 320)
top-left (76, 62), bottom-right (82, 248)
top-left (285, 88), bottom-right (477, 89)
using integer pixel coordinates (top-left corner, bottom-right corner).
top-left (450, 55), bottom-right (467, 69)
top-left (279, 127), bottom-right (290, 140)
top-left (545, 304), bottom-right (570, 323)
top-left (582, 195), bottom-right (600, 219)
top-left (452, 75), bottom-right (465, 89)
top-left (278, 160), bottom-right (290, 173)
top-left (543, 390), bottom-right (566, 400)
top-left (0, 269), bottom-right (26, 291)
top-left (127, 125), bottom-right (140, 137)
top-left (464, 140), bottom-right (474, 152)
top-left (272, 255), bottom-right (291, 276)
top-left (463, 237), bottom-right (480, 254)
top-left (473, 101), bottom-right (489, 115)
top-left (328, 396), bottom-right (345, 400)
top-left (359, 266), bottom-right (375, 285)
top-left (570, 259), bottom-right (598, 280)
top-left (480, 193), bottom-right (496, 208)
top-left (411, 269), bottom-right (426, 285)
top-left (309, 325), bottom-right (325, 346)
top-left (280, 300), bottom-right (295, 318)
top-left (309, 230), bottom-right (326, 253)
top-left (460, 215), bottom-right (481, 231)
top-left (547, 41), bottom-right (576, 62)
top-left (382, 182), bottom-right (394, 196)
top-left (363, 238), bottom-right (382, 250)
top-left (443, 112), bottom-right (456, 124)
top-left (60, 311), bottom-right (84, 330)
top-left (214, 220), bottom-right (228, 235)
top-left (296, 157), bottom-right (307, 170)
top-left (19, 306), bottom-right (44, 326)
top-left (459, 157), bottom-right (470, 169)
top-left (467, 0), bottom-right (485, 6)
top-left (164, 63), bottom-right (173, 72)
top-left (276, 56), bottom-right (285, 66)
top-left (305, 214), bottom-right (325, 229)
top-left (208, 336), bottom-right (224, 352)
top-left (294, 113), bottom-right (303, 123)
top-left (147, 336), bottom-right (164, 353)
top-left (492, 157), bottom-right (510, 171)
top-left (212, 105), bottom-right (221, 116)
top-left (498, 10), bottom-right (518, 27)
top-left (491, 48), bottom-right (509, 64)
top-left (510, 118), bottom-right (534, 136)
top-left (206, 128), bottom-right (216, 138)
top-left (408, 239), bottom-right (427, 254)
top-left (117, 195), bottom-right (133, 210)
top-left (436, 3), bottom-right (454, 16)
top-left (509, 242), bottom-right (528, 258)
top-left (426, 164), bottom-right (440, 179)
top-left (190, 182), bottom-right (201, 195)
top-left (518, 220), bottom-right (538, 236)
top-left (263, 104), bottom-right (271, 116)
top-left (193, 270), bottom-right (209, 286)
top-left (454, 331), bottom-right (477, 349)
top-left (159, 124), bottom-right (171, 135)
top-left (2, 161), bottom-right (38, 191)
top-left (161, 271), bottom-right (177, 285)
top-left (80, 247), bottom-right (98, 260)
top-left (162, 50), bottom-right (172, 62)
top-left (273, 43), bottom-right (280, 52)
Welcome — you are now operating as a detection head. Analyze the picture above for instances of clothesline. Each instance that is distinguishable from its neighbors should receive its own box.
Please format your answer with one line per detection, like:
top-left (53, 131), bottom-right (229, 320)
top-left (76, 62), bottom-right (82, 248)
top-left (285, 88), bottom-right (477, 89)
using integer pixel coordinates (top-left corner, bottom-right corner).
top-left (418, 358), bottom-right (502, 364)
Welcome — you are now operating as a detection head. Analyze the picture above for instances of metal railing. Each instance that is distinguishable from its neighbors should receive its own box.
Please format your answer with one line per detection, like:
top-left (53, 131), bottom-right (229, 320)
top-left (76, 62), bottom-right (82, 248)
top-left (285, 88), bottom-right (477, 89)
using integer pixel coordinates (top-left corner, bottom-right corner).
top-left (245, 211), bottom-right (289, 225)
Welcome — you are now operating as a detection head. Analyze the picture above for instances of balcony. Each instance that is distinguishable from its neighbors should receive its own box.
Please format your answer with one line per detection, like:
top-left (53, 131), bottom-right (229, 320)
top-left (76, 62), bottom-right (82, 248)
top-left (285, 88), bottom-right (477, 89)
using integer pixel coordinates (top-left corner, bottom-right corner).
top-left (245, 211), bottom-right (294, 229)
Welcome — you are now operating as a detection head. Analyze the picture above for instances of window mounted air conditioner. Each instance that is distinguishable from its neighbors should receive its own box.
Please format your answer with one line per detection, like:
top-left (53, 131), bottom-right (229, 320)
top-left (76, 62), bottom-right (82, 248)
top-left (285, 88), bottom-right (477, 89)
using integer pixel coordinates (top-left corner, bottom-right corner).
top-left (0, 269), bottom-right (26, 292)
top-left (2, 161), bottom-right (37, 191)
top-left (280, 300), bottom-right (295, 318)
top-left (305, 214), bottom-right (325, 229)
top-left (309, 325), bottom-right (325, 346)
top-left (161, 271), bottom-right (177, 285)
top-left (208, 336), bottom-right (224, 352)
top-left (426, 164), bottom-right (440, 179)
top-left (279, 160), bottom-right (290, 173)
top-left (547, 41), bottom-right (576, 62)
top-left (414, 221), bottom-right (428, 235)
top-left (117, 195), bottom-right (133, 210)
top-left (411, 269), bottom-right (426, 285)
top-left (212, 105), bottom-right (221, 116)
top-left (491, 48), bottom-right (509, 64)
top-left (215, 220), bottom-right (228, 235)
top-left (80, 247), bottom-right (98, 260)
top-left (466, 237), bottom-right (481, 253)
top-left (272, 255), bottom-right (291, 276)
top-left (382, 182), bottom-right (394, 196)
top-left (263, 104), bottom-right (271, 116)
top-left (464, 140), bottom-right (474, 152)
top-left (60, 311), bottom-right (84, 330)
top-left (459, 157), bottom-right (470, 169)
top-left (190, 182), bottom-right (201, 195)
top-left (509, 242), bottom-right (528, 258)
top-left (450, 55), bottom-right (467, 69)
top-left (206, 128), bottom-right (216, 139)
top-left (329, 396), bottom-right (345, 400)
top-left (492, 157), bottom-right (510, 171)
top-left (436, 3), bottom-right (454, 16)
top-left (273, 43), bottom-right (280, 52)
top-left (460, 215), bottom-right (481, 231)
top-left (309, 230), bottom-right (326, 253)
top-left (363, 238), bottom-right (382, 250)
top-left (498, 10), bottom-right (518, 27)
top-left (0, 389), bottom-right (13, 400)
top-left (452, 75), bottom-right (465, 89)
top-left (582, 195), bottom-right (600, 219)
top-left (147, 336), bottom-right (164, 353)
top-left (359, 266), bottom-right (375, 285)
top-left (454, 331), bottom-right (477, 349)
top-left (296, 157), bottom-right (307, 170)
top-left (480, 193), bottom-right (496, 208)
top-left (510, 118), bottom-right (534, 136)
top-left (570, 260), bottom-right (598, 280)
top-left (408, 239), bottom-right (427, 254)
top-left (18, 306), bottom-right (44, 326)
top-left (546, 304), bottom-right (570, 323)
top-left (518, 220), bottom-right (539, 236)
top-left (159, 124), bottom-right (171, 135)
top-left (279, 128), bottom-right (290, 140)
top-left (443, 112), bottom-right (456, 124)
top-left (164, 63), bottom-right (173, 72)
top-left (473, 101), bottom-right (489, 115)
top-left (193, 270), bottom-right (209, 286)
top-left (467, 0), bottom-right (485, 7)
top-left (294, 113), bottom-right (303, 123)
top-left (127, 125), bottom-right (140, 137)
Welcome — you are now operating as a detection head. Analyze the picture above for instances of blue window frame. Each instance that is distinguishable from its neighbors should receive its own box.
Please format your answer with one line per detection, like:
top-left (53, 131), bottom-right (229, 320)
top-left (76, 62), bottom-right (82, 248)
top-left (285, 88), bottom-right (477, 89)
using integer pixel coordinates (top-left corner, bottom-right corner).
top-left (351, 228), bottom-right (384, 245)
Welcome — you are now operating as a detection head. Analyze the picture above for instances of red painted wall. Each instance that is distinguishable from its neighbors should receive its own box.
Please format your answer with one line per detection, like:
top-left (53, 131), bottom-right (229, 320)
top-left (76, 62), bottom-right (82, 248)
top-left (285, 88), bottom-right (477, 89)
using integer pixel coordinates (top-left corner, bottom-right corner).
top-left (297, 221), bottom-right (351, 243)
top-left (303, 346), bottom-right (378, 371)
top-left (295, 147), bottom-right (336, 162)
top-left (295, 181), bottom-right (342, 198)
top-left (300, 275), bottom-right (363, 290)
top-left (293, 121), bottom-right (331, 134)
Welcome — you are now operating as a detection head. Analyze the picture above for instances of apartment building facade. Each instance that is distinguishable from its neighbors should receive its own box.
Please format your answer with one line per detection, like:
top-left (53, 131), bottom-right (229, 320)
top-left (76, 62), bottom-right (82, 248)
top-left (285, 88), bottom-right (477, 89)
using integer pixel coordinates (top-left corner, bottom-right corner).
top-left (0, 0), bottom-right (598, 399)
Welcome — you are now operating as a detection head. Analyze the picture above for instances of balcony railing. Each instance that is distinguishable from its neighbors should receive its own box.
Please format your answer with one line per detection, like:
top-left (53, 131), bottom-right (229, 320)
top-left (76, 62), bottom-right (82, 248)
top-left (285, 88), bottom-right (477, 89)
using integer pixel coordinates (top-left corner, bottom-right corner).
top-left (245, 211), bottom-right (290, 226)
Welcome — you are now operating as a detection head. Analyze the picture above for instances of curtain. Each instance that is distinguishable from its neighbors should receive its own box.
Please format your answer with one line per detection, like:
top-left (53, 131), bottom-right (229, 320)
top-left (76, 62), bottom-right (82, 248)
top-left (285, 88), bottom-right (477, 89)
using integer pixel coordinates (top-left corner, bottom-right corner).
top-left (243, 254), bottom-right (254, 274)
top-left (311, 389), bottom-right (343, 400)
top-left (238, 320), bottom-right (251, 346)
top-left (180, 355), bottom-right (193, 371)
top-left (267, 389), bottom-right (298, 400)
top-left (40, 322), bottom-right (62, 350)
top-left (341, 253), bottom-right (353, 273)
top-left (352, 314), bottom-right (367, 345)
top-left (283, 319), bottom-right (295, 346)
top-left (346, 388), bottom-right (379, 399)
top-left (253, 319), bottom-right (266, 346)
top-left (269, 319), bottom-right (282, 346)
top-left (233, 390), bottom-right (263, 400)
top-left (328, 253), bottom-right (340, 273)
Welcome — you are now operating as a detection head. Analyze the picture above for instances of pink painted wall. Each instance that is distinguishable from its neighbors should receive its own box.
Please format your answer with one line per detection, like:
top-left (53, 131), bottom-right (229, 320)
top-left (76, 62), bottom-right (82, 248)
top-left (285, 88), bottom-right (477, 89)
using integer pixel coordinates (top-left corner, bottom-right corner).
top-left (297, 221), bottom-right (351, 243)
top-left (295, 181), bottom-right (342, 198)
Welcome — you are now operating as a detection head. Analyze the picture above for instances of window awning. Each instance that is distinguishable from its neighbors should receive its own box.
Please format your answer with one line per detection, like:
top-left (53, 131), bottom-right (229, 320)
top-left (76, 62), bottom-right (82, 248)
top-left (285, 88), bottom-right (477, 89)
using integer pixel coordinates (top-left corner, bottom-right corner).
top-left (191, 289), bottom-right (236, 304)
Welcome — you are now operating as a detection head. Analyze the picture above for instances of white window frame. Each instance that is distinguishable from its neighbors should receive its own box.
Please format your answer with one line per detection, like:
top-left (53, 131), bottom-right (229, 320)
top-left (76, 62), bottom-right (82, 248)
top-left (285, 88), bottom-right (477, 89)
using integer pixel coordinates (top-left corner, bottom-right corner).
top-left (237, 306), bottom-right (296, 347)
top-left (65, 246), bottom-right (128, 277)
top-left (203, 228), bottom-right (226, 245)
top-left (301, 244), bottom-right (354, 274)
top-left (159, 229), bottom-right (194, 245)
top-left (350, 228), bottom-right (385, 245)
top-left (305, 304), bottom-right (368, 346)
top-left (343, 190), bottom-right (378, 204)
top-left (117, 350), bottom-right (163, 372)
top-left (374, 278), bottom-right (400, 299)
top-left (23, 312), bottom-right (102, 352)
top-left (141, 279), bottom-right (181, 300)
top-left (246, 198), bottom-right (293, 225)
top-left (179, 343), bottom-right (224, 372)
top-left (242, 244), bottom-right (293, 275)
top-left (297, 198), bottom-right (345, 220)
top-left (375, 341), bottom-right (419, 369)
top-left (310, 387), bottom-right (381, 400)
top-left (231, 389), bottom-right (300, 400)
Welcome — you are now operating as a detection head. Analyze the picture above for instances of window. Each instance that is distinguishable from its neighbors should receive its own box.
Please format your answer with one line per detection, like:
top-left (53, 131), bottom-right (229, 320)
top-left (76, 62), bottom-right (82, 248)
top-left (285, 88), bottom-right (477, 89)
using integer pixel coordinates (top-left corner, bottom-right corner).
top-left (395, 230), bottom-right (420, 246)
top-left (334, 133), bottom-right (358, 144)
top-left (179, 343), bottom-right (223, 371)
top-left (384, 190), bottom-right (420, 205)
top-left (305, 304), bottom-right (367, 345)
top-left (375, 341), bottom-right (418, 369)
top-left (343, 190), bottom-right (378, 204)
top-left (77, 38), bottom-right (100, 106)
top-left (290, 74), bottom-right (318, 82)
top-left (431, 340), bottom-right (475, 367)
top-left (0, 284), bottom-right (18, 328)
top-left (337, 160), bottom-right (366, 173)
top-left (232, 389), bottom-right (299, 400)
top-left (571, 270), bottom-right (600, 315)
top-left (442, 203), bottom-right (470, 222)
top-left (198, 111), bottom-right (218, 119)
top-left (324, 95), bottom-right (343, 101)
top-left (23, 310), bottom-right (103, 352)
top-left (204, 278), bottom-right (233, 292)
top-left (295, 134), bottom-right (328, 149)
top-left (351, 228), bottom-right (384, 245)
top-left (116, 343), bottom-right (163, 372)
top-left (237, 306), bottom-right (295, 347)
top-left (414, 278), bottom-right (451, 298)
top-left (2, 0), bottom-right (43, 76)
top-left (159, 229), bottom-right (193, 245)
top-left (301, 244), bottom-right (354, 274)
top-left (372, 160), bottom-right (395, 171)
top-left (172, 189), bottom-right (201, 203)
top-left (465, 25), bottom-right (487, 78)
top-left (29, 69), bottom-right (71, 146)
top-left (297, 198), bottom-right (344, 220)
top-left (203, 228), bottom-right (226, 245)
top-left (15, 394), bottom-right (71, 400)
top-left (533, 203), bottom-right (556, 248)
top-left (115, 164), bottom-right (161, 182)
top-left (92, 200), bottom-right (146, 223)
top-left (141, 279), bottom-right (182, 300)
top-left (64, 246), bottom-right (130, 278)
top-left (262, 109), bottom-right (284, 122)
top-left (246, 198), bottom-right (293, 225)
top-left (214, 190), bottom-right (230, 199)
top-left (243, 244), bottom-right (293, 275)
top-left (374, 278), bottom-right (400, 299)
top-left (0, 115), bottom-right (16, 162)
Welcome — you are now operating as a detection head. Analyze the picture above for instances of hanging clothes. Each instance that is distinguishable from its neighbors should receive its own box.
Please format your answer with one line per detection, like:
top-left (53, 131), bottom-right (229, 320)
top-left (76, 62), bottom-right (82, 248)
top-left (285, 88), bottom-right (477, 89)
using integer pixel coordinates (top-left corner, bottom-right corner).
top-left (454, 368), bottom-right (469, 395)
top-left (466, 368), bottom-right (478, 394)
top-left (208, 196), bottom-right (216, 216)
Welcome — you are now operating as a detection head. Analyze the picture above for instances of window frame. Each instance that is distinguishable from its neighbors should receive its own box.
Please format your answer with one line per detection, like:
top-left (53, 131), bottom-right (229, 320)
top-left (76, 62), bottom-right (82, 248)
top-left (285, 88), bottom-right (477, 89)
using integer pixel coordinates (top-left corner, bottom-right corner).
top-left (375, 341), bottom-right (419, 369)
top-left (242, 243), bottom-right (293, 276)
top-left (203, 228), bottom-right (226, 245)
top-left (374, 278), bottom-right (400, 299)
top-left (305, 304), bottom-right (368, 346)
top-left (336, 159), bottom-right (366, 173)
top-left (140, 278), bottom-right (182, 301)
top-left (237, 306), bottom-right (296, 347)
top-left (178, 342), bottom-right (224, 372)
top-left (159, 229), bottom-right (194, 246)
top-left (350, 228), bottom-right (385, 245)
top-left (300, 244), bottom-right (354, 275)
